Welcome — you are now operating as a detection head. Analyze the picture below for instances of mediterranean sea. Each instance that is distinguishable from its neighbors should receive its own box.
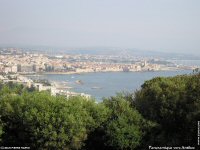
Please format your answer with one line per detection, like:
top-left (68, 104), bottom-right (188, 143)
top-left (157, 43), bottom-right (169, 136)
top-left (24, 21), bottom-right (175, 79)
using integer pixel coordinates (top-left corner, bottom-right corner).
top-left (169, 59), bottom-right (200, 66)
top-left (28, 70), bottom-right (192, 101)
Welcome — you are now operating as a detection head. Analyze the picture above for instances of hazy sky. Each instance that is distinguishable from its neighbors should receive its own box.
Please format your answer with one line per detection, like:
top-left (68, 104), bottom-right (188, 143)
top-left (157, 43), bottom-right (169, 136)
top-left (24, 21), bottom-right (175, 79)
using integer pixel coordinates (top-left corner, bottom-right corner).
top-left (0, 0), bottom-right (200, 54)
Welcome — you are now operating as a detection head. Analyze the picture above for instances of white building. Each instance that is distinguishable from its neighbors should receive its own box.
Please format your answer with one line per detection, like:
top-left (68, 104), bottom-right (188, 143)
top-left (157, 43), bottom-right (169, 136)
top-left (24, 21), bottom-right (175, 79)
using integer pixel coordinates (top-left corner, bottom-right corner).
top-left (11, 65), bottom-right (18, 73)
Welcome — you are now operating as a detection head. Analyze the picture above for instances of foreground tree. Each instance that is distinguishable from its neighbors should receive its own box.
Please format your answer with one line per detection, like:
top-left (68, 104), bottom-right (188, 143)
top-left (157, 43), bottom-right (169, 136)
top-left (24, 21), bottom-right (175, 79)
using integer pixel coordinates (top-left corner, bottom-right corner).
top-left (0, 84), bottom-right (109, 149)
top-left (85, 94), bottom-right (149, 150)
top-left (133, 74), bottom-right (200, 147)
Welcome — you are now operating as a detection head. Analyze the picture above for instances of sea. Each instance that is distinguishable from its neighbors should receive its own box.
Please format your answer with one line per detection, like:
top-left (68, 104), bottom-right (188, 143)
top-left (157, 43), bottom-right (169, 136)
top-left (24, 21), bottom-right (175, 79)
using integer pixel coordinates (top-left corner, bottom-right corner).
top-left (169, 59), bottom-right (200, 66)
top-left (27, 70), bottom-right (192, 101)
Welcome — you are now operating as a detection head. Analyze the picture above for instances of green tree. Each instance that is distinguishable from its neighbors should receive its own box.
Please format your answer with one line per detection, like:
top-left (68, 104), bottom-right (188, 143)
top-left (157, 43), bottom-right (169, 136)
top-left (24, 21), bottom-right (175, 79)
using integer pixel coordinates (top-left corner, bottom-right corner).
top-left (0, 84), bottom-right (109, 149)
top-left (0, 119), bottom-right (3, 142)
top-left (133, 74), bottom-right (200, 147)
top-left (85, 94), bottom-right (147, 150)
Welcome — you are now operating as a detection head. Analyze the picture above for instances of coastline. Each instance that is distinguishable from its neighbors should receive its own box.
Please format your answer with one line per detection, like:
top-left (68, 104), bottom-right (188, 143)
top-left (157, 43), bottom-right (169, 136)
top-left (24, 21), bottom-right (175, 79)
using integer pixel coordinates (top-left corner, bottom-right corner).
top-left (22, 68), bottom-right (192, 75)
top-left (20, 69), bottom-right (193, 101)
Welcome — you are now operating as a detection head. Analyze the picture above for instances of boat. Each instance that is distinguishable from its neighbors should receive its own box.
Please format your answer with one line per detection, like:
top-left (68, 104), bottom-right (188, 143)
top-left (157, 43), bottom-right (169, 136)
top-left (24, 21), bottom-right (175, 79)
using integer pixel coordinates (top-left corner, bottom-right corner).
top-left (75, 80), bottom-right (83, 84)
top-left (91, 86), bottom-right (102, 89)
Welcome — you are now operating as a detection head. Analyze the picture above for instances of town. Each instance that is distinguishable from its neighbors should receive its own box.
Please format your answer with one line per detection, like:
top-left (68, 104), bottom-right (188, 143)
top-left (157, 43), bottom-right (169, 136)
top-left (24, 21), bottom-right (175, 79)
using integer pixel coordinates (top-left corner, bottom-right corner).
top-left (0, 47), bottom-right (195, 98)
top-left (0, 47), bottom-right (194, 74)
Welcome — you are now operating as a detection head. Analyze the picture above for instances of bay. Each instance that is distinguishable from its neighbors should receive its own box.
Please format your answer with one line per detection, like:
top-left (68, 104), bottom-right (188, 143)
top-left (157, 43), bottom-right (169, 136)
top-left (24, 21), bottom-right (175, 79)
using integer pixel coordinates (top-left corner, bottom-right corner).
top-left (28, 70), bottom-right (192, 101)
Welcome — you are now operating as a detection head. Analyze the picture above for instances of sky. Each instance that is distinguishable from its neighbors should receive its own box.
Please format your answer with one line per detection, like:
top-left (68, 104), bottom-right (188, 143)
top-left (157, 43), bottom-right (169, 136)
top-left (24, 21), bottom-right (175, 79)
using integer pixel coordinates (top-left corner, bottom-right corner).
top-left (0, 0), bottom-right (200, 54)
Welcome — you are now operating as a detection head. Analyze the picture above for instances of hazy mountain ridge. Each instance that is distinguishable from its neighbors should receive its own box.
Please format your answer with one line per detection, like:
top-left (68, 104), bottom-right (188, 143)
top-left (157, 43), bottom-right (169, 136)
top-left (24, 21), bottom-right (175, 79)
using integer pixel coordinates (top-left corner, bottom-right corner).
top-left (0, 45), bottom-right (199, 60)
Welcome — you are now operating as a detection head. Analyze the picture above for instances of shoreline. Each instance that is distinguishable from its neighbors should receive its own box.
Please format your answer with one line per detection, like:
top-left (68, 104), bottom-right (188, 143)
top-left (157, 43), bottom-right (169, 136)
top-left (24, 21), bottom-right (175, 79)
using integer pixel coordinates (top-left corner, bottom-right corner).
top-left (21, 68), bottom-right (192, 75)
top-left (21, 69), bottom-right (193, 100)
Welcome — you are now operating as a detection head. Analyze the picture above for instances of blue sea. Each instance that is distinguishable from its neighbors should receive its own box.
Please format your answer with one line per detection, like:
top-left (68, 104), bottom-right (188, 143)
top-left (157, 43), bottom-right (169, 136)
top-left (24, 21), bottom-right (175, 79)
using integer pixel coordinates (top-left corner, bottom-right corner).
top-left (28, 70), bottom-right (192, 101)
top-left (170, 60), bottom-right (200, 66)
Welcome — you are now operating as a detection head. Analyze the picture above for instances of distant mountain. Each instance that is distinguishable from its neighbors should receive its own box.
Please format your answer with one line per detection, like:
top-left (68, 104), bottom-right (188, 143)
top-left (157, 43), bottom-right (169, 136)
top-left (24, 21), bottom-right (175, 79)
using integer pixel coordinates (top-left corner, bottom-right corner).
top-left (0, 45), bottom-right (199, 60)
top-left (50, 47), bottom-right (200, 60)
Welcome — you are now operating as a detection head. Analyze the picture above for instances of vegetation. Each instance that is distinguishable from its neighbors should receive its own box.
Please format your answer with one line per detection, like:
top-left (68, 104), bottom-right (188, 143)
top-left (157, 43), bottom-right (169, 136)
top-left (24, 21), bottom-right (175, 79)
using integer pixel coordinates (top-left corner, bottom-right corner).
top-left (133, 74), bottom-right (200, 148)
top-left (0, 73), bottom-right (199, 149)
top-left (0, 82), bottom-right (109, 149)
top-left (84, 94), bottom-right (148, 150)
top-left (33, 79), bottom-right (51, 86)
